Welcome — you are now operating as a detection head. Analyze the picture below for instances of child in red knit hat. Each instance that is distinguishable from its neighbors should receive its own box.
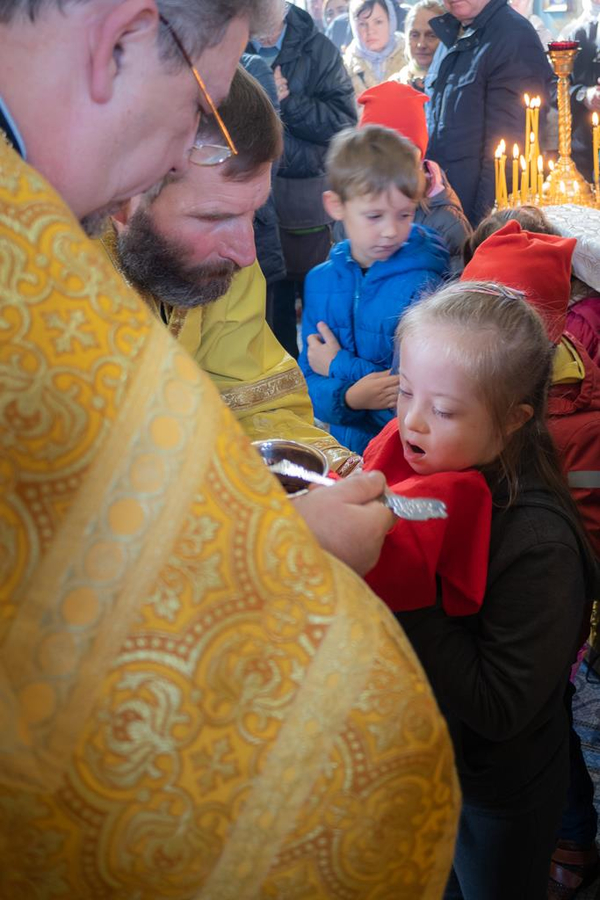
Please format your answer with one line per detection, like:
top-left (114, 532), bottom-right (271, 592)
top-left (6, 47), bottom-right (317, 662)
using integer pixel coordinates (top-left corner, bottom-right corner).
top-left (464, 206), bottom-right (600, 367)
top-left (357, 79), bottom-right (472, 272)
top-left (363, 278), bottom-right (597, 900)
top-left (462, 219), bottom-right (600, 557)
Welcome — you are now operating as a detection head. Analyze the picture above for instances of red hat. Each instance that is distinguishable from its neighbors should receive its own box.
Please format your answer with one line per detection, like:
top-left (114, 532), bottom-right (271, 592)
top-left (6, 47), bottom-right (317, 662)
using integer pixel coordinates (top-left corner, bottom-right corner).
top-left (461, 220), bottom-right (577, 343)
top-left (358, 82), bottom-right (429, 159)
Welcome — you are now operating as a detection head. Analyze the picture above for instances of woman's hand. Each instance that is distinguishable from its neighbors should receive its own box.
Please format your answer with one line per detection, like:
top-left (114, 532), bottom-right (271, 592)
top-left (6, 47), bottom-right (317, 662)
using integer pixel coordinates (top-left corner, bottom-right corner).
top-left (274, 66), bottom-right (290, 101)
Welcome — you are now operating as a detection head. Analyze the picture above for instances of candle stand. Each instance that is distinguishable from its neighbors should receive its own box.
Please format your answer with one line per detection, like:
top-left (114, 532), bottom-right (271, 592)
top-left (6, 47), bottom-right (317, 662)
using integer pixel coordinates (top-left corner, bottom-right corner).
top-left (544, 42), bottom-right (593, 204)
top-left (493, 41), bottom-right (600, 209)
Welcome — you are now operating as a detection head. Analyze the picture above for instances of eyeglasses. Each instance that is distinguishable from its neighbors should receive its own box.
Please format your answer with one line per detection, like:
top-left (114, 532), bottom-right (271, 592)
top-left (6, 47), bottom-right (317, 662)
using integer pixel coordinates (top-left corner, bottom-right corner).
top-left (158, 14), bottom-right (238, 166)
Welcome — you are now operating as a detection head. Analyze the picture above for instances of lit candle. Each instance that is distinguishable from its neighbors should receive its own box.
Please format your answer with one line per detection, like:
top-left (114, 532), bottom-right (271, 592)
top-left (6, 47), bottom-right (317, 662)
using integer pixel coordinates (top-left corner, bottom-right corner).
top-left (593, 112), bottom-right (599, 188)
top-left (548, 159), bottom-right (555, 172)
top-left (529, 131), bottom-right (536, 193)
top-left (499, 139), bottom-right (508, 206)
top-left (533, 97), bottom-right (541, 161)
top-left (524, 94), bottom-right (531, 167)
top-left (494, 145), bottom-right (501, 207)
top-left (512, 144), bottom-right (520, 205)
top-left (520, 155), bottom-right (528, 203)
top-left (537, 154), bottom-right (543, 200)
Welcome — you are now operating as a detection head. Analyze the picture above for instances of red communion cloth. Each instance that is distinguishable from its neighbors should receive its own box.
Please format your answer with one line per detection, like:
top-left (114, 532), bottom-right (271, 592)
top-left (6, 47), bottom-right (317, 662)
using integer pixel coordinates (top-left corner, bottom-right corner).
top-left (362, 420), bottom-right (492, 615)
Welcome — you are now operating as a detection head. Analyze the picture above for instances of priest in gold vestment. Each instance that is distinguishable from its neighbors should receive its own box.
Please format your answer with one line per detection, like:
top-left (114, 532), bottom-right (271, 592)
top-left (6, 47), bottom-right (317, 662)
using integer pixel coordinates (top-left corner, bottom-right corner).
top-left (0, 2), bottom-right (459, 897)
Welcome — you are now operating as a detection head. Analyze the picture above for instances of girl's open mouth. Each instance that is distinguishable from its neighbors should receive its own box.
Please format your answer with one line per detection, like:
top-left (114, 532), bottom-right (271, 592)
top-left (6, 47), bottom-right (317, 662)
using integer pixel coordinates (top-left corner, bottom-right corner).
top-left (408, 442), bottom-right (425, 454)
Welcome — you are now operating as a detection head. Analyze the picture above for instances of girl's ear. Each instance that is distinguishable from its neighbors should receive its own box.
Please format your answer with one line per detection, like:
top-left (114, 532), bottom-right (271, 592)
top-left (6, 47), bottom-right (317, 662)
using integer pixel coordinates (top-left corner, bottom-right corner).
top-left (322, 190), bottom-right (345, 221)
top-left (506, 403), bottom-right (534, 437)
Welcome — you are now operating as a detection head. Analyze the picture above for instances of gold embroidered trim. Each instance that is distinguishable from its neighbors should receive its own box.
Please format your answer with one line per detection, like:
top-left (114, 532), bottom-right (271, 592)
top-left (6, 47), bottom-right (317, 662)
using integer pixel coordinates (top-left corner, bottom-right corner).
top-left (220, 368), bottom-right (307, 411)
top-left (165, 305), bottom-right (188, 340)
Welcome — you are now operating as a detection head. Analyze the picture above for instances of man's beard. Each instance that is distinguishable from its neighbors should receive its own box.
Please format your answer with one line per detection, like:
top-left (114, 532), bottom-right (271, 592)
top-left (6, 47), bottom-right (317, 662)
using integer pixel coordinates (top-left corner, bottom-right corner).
top-left (117, 209), bottom-right (240, 308)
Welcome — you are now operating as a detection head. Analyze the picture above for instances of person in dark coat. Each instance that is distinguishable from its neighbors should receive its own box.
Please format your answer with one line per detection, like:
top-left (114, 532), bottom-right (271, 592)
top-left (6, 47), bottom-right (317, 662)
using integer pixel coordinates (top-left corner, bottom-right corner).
top-left (424, 0), bottom-right (554, 227)
top-left (240, 52), bottom-right (287, 321)
top-left (561, 4), bottom-right (600, 183)
top-left (248, 2), bottom-right (358, 357)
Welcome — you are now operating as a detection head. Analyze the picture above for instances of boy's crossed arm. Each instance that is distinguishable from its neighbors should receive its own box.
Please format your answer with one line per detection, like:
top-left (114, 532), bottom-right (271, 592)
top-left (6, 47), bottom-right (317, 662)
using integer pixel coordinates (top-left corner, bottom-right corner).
top-left (307, 321), bottom-right (399, 412)
top-left (307, 320), bottom-right (387, 382)
top-left (306, 321), bottom-right (341, 377)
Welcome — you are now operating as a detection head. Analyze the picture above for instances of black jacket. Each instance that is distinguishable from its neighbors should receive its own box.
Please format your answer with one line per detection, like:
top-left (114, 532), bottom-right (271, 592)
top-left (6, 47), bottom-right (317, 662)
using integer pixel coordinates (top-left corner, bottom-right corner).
top-left (266, 4), bottom-right (357, 180)
top-left (566, 18), bottom-right (600, 182)
top-left (425, 0), bottom-right (554, 226)
top-left (398, 476), bottom-right (592, 806)
top-left (240, 53), bottom-right (287, 285)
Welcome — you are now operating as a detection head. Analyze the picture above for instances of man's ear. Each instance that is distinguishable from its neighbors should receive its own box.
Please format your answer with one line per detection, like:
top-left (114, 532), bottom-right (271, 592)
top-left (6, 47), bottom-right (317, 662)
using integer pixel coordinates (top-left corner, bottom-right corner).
top-left (112, 197), bottom-right (139, 229)
top-left (89, 0), bottom-right (159, 104)
top-left (322, 190), bottom-right (346, 222)
top-left (507, 403), bottom-right (534, 437)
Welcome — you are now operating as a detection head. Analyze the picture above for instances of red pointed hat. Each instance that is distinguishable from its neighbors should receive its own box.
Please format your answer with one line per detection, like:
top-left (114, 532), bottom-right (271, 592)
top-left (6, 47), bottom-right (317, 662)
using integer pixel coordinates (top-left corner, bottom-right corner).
top-left (358, 81), bottom-right (429, 159)
top-left (461, 220), bottom-right (577, 343)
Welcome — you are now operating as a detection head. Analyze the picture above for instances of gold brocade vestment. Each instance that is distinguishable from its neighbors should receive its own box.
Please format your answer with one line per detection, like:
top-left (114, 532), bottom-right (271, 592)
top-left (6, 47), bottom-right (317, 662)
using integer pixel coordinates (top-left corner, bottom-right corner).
top-left (0, 136), bottom-right (459, 899)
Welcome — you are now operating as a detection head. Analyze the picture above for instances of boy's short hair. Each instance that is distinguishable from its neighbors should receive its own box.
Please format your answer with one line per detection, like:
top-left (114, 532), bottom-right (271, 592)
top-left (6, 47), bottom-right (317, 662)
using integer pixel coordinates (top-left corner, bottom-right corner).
top-left (326, 125), bottom-right (426, 203)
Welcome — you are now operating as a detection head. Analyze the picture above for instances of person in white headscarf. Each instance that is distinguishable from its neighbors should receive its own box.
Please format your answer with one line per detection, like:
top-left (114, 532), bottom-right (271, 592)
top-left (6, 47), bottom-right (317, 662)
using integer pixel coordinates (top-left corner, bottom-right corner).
top-left (343, 0), bottom-right (406, 94)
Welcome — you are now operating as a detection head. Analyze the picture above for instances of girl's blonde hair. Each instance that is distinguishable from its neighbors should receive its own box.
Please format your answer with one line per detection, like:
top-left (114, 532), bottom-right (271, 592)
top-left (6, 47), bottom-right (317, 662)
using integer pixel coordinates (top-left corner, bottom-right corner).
top-left (396, 281), bottom-right (558, 505)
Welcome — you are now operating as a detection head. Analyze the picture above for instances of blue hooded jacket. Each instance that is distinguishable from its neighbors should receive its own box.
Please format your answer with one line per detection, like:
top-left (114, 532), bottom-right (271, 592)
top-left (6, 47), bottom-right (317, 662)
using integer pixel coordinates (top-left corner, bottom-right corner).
top-left (299, 224), bottom-right (450, 455)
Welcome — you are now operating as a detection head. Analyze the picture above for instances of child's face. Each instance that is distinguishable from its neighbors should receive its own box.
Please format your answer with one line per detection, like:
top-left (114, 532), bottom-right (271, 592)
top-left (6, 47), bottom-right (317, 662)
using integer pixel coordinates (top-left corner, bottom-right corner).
top-left (338, 189), bottom-right (416, 268)
top-left (396, 327), bottom-right (502, 474)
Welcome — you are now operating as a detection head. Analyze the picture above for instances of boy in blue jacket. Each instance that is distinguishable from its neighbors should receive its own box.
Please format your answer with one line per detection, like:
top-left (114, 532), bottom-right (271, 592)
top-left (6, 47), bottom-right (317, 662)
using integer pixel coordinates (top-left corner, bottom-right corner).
top-left (299, 124), bottom-right (450, 455)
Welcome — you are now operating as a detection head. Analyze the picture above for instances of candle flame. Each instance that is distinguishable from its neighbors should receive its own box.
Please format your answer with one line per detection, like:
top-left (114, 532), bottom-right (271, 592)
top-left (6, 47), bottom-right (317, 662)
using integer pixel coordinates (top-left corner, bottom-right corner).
top-left (574, 182), bottom-right (579, 195)
top-left (537, 154), bottom-right (543, 173)
top-left (520, 155), bottom-right (526, 170)
top-left (549, 159), bottom-right (555, 171)
top-left (530, 131), bottom-right (535, 144)
top-left (524, 93), bottom-right (530, 106)
top-left (560, 180), bottom-right (566, 193)
top-left (495, 146), bottom-right (501, 159)
top-left (499, 139), bottom-right (506, 153)
top-left (593, 112), bottom-right (599, 126)
top-left (513, 143), bottom-right (519, 158)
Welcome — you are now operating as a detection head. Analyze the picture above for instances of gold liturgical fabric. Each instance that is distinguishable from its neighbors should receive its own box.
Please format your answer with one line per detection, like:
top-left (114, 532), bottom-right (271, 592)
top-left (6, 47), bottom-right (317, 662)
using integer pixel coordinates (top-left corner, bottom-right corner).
top-left (0, 135), bottom-right (459, 899)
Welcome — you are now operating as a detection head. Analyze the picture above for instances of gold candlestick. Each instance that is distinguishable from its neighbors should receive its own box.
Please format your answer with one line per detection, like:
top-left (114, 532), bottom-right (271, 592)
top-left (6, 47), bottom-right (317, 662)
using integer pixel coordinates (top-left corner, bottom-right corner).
top-left (545, 42), bottom-right (592, 203)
